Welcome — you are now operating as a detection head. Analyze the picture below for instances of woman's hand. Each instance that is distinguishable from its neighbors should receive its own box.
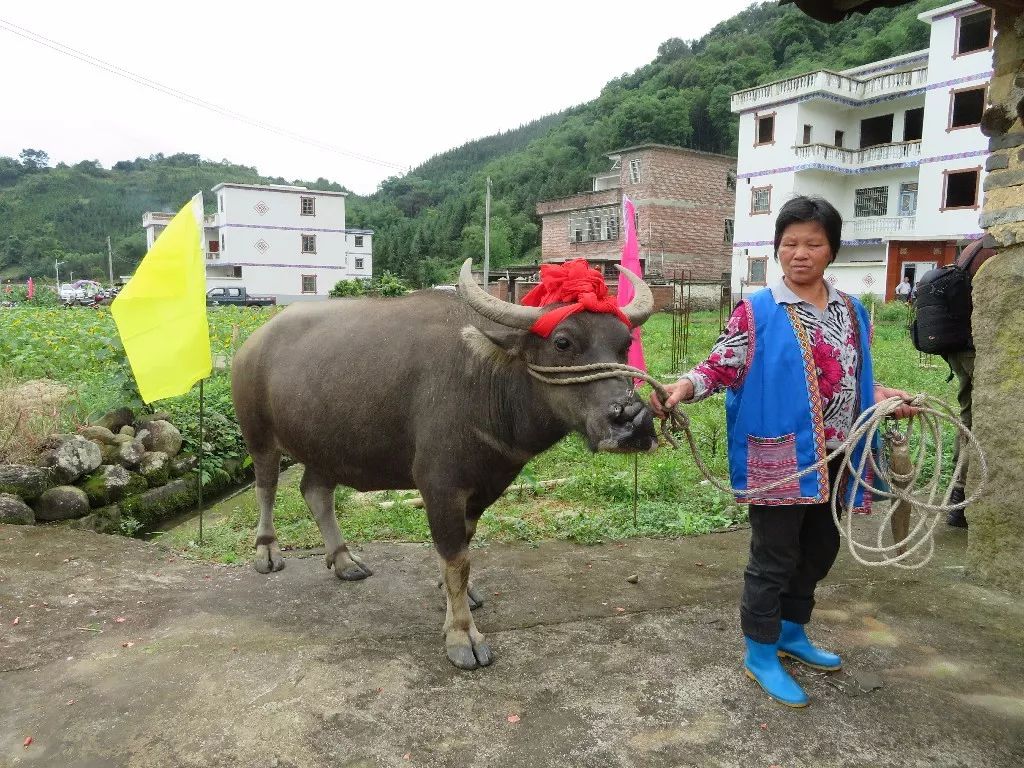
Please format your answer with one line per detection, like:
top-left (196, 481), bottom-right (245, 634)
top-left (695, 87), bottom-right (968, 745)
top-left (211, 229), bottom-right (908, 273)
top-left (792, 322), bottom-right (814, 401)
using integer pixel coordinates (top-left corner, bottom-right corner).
top-left (650, 378), bottom-right (695, 418)
top-left (874, 385), bottom-right (919, 420)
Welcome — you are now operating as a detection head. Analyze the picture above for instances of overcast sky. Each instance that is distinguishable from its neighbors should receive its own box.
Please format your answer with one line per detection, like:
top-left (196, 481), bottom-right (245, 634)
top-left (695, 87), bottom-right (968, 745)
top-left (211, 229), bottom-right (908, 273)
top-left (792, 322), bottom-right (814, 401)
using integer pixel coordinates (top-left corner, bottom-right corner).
top-left (1, 1), bottom-right (753, 195)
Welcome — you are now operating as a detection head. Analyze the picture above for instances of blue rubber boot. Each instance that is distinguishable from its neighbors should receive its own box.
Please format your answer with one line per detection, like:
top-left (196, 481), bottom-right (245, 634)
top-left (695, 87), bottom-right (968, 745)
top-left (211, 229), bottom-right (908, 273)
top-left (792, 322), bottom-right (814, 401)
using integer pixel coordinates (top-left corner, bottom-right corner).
top-left (743, 636), bottom-right (809, 707)
top-left (778, 620), bottom-right (842, 671)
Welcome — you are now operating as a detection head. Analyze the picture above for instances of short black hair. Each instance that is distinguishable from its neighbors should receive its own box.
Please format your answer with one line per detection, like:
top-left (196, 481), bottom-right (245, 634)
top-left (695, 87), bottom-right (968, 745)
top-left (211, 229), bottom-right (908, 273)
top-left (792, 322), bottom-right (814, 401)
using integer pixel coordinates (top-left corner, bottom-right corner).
top-left (773, 195), bottom-right (842, 263)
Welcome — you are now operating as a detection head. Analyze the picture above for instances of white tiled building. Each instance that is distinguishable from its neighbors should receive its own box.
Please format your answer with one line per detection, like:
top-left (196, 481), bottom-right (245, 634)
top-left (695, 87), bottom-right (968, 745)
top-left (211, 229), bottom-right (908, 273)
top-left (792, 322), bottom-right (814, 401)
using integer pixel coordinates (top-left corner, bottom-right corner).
top-left (143, 183), bottom-right (373, 303)
top-left (729, 0), bottom-right (994, 300)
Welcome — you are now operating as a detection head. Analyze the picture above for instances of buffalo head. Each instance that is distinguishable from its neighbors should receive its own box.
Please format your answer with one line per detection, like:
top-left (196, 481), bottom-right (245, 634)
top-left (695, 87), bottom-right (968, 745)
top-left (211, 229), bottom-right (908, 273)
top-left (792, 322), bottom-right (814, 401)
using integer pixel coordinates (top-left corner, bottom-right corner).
top-left (458, 259), bottom-right (658, 453)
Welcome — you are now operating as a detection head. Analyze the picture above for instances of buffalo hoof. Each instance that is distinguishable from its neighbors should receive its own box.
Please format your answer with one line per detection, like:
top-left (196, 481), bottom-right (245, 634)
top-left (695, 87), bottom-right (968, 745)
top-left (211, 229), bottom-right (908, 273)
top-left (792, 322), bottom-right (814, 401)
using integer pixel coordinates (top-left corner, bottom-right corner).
top-left (253, 543), bottom-right (285, 574)
top-left (436, 580), bottom-right (485, 611)
top-left (446, 636), bottom-right (494, 670)
top-left (334, 552), bottom-right (373, 581)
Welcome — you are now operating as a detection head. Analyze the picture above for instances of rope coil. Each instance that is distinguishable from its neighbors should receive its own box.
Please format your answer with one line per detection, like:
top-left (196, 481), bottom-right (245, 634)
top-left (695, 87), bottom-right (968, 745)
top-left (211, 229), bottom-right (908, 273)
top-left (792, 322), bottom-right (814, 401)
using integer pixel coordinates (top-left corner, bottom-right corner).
top-left (527, 361), bottom-right (987, 569)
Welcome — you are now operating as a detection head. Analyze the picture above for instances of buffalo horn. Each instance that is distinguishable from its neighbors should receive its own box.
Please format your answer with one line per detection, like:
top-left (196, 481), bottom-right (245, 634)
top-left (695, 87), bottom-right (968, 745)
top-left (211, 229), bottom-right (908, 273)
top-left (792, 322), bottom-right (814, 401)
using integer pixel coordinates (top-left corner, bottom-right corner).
top-left (458, 258), bottom-right (543, 330)
top-left (615, 266), bottom-right (654, 326)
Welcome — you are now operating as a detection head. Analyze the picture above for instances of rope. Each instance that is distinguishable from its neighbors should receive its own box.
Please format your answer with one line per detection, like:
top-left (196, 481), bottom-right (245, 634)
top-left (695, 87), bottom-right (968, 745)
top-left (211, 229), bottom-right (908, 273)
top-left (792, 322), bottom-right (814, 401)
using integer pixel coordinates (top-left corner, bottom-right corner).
top-left (526, 361), bottom-right (987, 569)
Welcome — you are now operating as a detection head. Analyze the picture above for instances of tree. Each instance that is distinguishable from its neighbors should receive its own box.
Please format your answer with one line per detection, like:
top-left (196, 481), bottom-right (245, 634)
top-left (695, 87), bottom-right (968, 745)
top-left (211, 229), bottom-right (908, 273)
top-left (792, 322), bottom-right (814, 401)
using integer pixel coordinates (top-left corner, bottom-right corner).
top-left (373, 271), bottom-right (409, 297)
top-left (328, 279), bottom-right (367, 298)
top-left (18, 148), bottom-right (49, 169)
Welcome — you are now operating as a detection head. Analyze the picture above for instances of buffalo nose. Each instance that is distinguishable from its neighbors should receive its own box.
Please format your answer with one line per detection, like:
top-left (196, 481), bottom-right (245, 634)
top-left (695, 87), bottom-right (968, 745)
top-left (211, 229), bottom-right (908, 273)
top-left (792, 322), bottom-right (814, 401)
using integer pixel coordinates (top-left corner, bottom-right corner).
top-left (610, 397), bottom-right (647, 428)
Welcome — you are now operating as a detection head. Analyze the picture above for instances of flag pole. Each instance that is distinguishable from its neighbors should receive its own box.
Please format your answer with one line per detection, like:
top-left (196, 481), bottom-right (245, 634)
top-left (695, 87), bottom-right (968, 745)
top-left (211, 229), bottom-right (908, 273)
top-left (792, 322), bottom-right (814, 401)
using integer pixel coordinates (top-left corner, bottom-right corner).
top-left (198, 378), bottom-right (205, 545)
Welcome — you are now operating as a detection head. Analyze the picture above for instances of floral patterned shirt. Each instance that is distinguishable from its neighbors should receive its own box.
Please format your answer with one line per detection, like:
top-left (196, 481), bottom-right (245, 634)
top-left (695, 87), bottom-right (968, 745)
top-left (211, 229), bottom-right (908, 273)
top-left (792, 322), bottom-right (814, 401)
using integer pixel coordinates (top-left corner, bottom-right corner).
top-left (684, 279), bottom-right (862, 449)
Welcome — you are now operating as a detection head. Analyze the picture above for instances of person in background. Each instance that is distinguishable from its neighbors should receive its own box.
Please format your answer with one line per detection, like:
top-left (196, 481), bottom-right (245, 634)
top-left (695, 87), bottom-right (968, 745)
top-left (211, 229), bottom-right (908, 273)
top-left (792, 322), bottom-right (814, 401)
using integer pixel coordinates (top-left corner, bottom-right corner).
top-left (651, 195), bottom-right (915, 708)
top-left (895, 276), bottom-right (912, 302)
top-left (945, 238), bottom-right (997, 528)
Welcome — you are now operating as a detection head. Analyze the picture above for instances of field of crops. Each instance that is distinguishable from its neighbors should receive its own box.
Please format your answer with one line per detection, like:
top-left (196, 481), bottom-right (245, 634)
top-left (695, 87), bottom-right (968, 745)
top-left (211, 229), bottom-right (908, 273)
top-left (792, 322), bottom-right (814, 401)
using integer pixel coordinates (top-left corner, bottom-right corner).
top-left (0, 300), bottom-right (959, 561)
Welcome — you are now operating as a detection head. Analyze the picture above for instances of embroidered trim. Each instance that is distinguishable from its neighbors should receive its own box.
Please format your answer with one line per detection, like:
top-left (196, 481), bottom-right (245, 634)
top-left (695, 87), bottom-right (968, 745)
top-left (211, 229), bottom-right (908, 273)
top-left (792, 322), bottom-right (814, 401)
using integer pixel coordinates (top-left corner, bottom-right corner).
top-left (730, 299), bottom-right (756, 391)
top-left (840, 293), bottom-right (874, 516)
top-left (745, 433), bottom-right (801, 499)
top-left (784, 303), bottom-right (829, 503)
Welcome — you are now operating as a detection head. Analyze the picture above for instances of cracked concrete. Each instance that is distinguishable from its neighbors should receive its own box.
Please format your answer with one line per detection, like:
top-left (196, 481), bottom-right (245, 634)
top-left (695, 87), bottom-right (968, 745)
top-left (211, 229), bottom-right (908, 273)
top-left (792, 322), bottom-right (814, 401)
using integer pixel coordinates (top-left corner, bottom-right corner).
top-left (1, 519), bottom-right (1023, 767)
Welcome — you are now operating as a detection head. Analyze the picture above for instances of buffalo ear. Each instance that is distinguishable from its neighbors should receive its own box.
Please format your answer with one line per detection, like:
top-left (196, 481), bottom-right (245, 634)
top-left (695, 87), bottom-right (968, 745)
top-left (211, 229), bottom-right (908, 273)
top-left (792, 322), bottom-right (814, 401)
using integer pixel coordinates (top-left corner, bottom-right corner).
top-left (479, 326), bottom-right (527, 356)
top-left (460, 324), bottom-right (526, 362)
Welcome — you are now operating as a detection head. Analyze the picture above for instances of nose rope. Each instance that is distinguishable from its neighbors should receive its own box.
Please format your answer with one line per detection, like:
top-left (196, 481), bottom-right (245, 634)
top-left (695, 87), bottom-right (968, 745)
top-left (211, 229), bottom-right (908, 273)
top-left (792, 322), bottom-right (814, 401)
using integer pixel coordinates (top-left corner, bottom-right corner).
top-left (526, 361), bottom-right (987, 570)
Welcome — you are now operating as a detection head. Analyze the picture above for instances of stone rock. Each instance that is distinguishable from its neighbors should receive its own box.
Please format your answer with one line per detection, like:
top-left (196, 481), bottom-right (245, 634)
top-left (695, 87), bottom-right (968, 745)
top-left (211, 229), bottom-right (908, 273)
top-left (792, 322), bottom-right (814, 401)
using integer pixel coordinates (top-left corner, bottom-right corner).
top-left (40, 433), bottom-right (73, 451)
top-left (100, 443), bottom-right (122, 465)
top-left (136, 429), bottom-right (151, 445)
top-left (139, 451), bottom-right (171, 488)
top-left (80, 425), bottom-right (117, 445)
top-left (97, 407), bottom-right (135, 433)
top-left (626, 574), bottom-right (639, 584)
top-left (0, 493), bottom-right (34, 524)
top-left (171, 455), bottom-right (199, 478)
top-left (141, 420), bottom-right (183, 457)
top-left (35, 486), bottom-right (91, 521)
top-left (124, 472), bottom-right (149, 498)
top-left (49, 436), bottom-right (103, 484)
top-left (111, 434), bottom-right (133, 445)
top-left (136, 411), bottom-right (171, 427)
top-left (65, 513), bottom-right (97, 531)
top-left (93, 504), bottom-right (122, 535)
top-left (119, 475), bottom-right (199, 530)
top-left (118, 440), bottom-right (146, 469)
top-left (118, 425), bottom-right (136, 438)
top-left (80, 465), bottom-right (133, 507)
top-left (222, 457), bottom-right (243, 479)
top-left (0, 464), bottom-right (52, 501)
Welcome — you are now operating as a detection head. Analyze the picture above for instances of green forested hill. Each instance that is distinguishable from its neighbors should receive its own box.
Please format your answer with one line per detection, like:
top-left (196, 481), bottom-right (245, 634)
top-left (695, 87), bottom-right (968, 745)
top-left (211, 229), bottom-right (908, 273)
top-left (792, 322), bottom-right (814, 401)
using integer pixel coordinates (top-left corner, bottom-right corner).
top-left (1, 0), bottom-right (944, 286)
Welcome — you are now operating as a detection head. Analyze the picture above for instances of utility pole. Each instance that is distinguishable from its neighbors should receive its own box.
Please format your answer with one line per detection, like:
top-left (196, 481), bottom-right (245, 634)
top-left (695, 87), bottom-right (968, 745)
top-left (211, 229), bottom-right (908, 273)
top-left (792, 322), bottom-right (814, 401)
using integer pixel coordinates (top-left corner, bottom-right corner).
top-left (55, 258), bottom-right (60, 287)
top-left (483, 176), bottom-right (491, 291)
top-left (107, 236), bottom-right (114, 286)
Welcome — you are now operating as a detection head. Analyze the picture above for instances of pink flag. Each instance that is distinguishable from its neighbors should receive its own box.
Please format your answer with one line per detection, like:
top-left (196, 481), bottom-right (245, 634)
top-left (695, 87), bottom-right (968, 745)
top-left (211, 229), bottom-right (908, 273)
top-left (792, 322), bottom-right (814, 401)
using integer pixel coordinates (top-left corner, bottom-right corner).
top-left (617, 195), bottom-right (647, 379)
top-left (26, 277), bottom-right (34, 299)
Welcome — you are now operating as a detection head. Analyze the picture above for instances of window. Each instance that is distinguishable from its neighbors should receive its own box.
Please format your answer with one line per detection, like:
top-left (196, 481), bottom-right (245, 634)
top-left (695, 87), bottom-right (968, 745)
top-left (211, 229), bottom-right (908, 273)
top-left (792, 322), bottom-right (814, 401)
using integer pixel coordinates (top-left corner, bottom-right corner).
top-left (628, 159), bottom-right (642, 184)
top-left (208, 239), bottom-right (219, 253)
top-left (756, 113), bottom-right (775, 145)
top-left (354, 235), bottom-right (364, 247)
top-left (949, 87), bottom-right (986, 130)
top-left (218, 195), bottom-right (223, 213)
top-left (355, 257), bottom-right (364, 270)
top-left (568, 206), bottom-right (620, 243)
top-left (956, 9), bottom-right (993, 56)
top-left (747, 257), bottom-right (768, 286)
top-left (300, 196), bottom-right (315, 216)
top-left (232, 266), bottom-right (242, 278)
top-left (726, 170), bottom-right (736, 191)
top-left (802, 124), bottom-right (812, 145)
top-left (301, 234), bottom-right (316, 253)
top-left (724, 219), bottom-right (734, 244)
top-left (859, 114), bottom-right (894, 148)
top-left (750, 186), bottom-right (771, 215)
top-left (220, 233), bottom-right (225, 250)
top-left (898, 182), bottom-right (918, 217)
top-left (943, 168), bottom-right (980, 209)
top-left (301, 274), bottom-right (317, 294)
top-left (854, 186), bottom-right (889, 217)
top-left (834, 130), bottom-right (845, 148)
top-left (903, 108), bottom-right (924, 141)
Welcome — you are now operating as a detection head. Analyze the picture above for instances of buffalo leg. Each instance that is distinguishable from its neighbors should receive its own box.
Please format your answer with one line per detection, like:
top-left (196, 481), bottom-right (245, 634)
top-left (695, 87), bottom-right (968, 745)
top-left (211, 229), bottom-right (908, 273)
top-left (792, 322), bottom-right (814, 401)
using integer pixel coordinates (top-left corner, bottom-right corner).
top-left (435, 516), bottom-right (485, 610)
top-left (300, 468), bottom-right (372, 581)
top-left (252, 449), bottom-right (285, 574)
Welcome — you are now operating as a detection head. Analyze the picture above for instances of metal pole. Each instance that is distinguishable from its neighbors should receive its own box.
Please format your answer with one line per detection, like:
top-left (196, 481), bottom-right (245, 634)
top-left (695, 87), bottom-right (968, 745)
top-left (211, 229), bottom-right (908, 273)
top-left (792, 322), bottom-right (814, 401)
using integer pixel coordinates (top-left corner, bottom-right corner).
top-left (483, 177), bottom-right (491, 290)
top-left (55, 259), bottom-right (60, 287)
top-left (198, 379), bottom-right (205, 545)
top-left (633, 454), bottom-right (639, 527)
top-left (107, 236), bottom-right (114, 287)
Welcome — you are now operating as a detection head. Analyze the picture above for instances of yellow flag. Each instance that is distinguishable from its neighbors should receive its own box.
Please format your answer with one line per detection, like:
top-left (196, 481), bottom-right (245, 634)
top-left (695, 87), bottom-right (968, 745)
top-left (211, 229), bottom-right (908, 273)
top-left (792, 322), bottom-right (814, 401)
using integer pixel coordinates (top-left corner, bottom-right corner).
top-left (112, 192), bottom-right (211, 403)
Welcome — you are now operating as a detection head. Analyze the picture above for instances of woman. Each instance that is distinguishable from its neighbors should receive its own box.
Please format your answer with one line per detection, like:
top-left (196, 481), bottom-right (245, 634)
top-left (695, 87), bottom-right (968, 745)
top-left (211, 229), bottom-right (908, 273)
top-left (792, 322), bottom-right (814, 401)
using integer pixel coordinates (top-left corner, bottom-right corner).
top-left (651, 196), bottom-right (914, 708)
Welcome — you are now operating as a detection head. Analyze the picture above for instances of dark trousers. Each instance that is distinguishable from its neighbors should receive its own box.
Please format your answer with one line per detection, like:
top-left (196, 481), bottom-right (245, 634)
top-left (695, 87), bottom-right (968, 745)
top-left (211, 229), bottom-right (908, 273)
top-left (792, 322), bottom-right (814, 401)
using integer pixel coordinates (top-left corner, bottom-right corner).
top-left (946, 349), bottom-right (975, 488)
top-left (740, 458), bottom-right (843, 644)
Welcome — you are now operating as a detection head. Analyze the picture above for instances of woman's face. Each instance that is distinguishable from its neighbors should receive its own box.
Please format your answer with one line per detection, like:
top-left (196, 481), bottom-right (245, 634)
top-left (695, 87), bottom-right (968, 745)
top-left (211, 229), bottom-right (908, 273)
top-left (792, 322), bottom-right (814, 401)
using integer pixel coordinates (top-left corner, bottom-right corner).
top-left (777, 221), bottom-right (833, 287)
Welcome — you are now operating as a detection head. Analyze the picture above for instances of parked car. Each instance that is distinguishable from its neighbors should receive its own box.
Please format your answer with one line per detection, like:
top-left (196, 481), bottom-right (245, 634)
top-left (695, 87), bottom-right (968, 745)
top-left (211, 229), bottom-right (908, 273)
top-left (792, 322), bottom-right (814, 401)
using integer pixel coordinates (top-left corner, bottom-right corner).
top-left (59, 280), bottom-right (105, 305)
top-left (206, 286), bottom-right (277, 307)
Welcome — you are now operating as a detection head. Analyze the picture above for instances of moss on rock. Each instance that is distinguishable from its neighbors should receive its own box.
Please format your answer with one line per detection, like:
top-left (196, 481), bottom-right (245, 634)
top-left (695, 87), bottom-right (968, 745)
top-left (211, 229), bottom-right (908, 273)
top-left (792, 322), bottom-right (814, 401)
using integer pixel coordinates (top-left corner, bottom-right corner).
top-left (118, 476), bottom-right (200, 531)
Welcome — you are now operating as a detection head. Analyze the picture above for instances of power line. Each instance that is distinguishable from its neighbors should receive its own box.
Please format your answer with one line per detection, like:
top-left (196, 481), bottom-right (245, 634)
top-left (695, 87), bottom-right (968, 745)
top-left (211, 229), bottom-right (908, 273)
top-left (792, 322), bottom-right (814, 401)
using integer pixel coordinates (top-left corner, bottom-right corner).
top-left (0, 17), bottom-right (406, 171)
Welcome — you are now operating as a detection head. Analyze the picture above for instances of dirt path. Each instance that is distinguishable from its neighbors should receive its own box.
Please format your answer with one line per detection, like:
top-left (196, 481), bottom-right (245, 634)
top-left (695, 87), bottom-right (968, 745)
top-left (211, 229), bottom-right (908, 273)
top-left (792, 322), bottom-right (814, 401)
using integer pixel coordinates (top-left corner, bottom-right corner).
top-left (1, 521), bottom-right (1022, 767)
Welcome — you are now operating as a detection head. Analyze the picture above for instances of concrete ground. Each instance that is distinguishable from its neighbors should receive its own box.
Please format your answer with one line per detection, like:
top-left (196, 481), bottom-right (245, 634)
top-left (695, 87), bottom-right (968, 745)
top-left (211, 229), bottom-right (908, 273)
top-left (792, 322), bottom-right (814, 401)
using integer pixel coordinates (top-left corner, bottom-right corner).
top-left (1, 516), bottom-right (1022, 768)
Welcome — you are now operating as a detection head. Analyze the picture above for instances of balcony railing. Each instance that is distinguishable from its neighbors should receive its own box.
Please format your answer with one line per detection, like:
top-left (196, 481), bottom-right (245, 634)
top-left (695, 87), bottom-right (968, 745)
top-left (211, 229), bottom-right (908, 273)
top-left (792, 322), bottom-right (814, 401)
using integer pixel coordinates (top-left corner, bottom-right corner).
top-left (592, 173), bottom-right (620, 192)
top-left (793, 140), bottom-right (922, 169)
top-left (732, 66), bottom-right (927, 111)
top-left (843, 216), bottom-right (916, 240)
top-left (205, 251), bottom-right (220, 261)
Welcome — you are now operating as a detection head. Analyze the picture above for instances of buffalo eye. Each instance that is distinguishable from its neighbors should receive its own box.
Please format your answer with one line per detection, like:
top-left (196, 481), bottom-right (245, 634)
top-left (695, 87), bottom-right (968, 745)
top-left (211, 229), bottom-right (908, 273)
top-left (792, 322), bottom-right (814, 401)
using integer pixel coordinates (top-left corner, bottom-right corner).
top-left (553, 336), bottom-right (573, 352)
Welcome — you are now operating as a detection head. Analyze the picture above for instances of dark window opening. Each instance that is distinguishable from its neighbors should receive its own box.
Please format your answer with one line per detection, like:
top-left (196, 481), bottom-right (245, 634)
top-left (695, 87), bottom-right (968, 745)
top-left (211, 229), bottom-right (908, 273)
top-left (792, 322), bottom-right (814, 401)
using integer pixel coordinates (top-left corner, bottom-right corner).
top-left (724, 219), bottom-right (734, 244)
top-left (860, 114), bottom-right (894, 148)
top-left (903, 108), bottom-right (924, 141)
top-left (944, 170), bottom-right (979, 208)
top-left (756, 115), bottom-right (775, 144)
top-left (747, 257), bottom-right (767, 285)
top-left (957, 10), bottom-right (993, 55)
top-left (834, 130), bottom-right (845, 147)
top-left (232, 266), bottom-right (242, 278)
top-left (802, 124), bottom-right (812, 145)
top-left (950, 88), bottom-right (986, 128)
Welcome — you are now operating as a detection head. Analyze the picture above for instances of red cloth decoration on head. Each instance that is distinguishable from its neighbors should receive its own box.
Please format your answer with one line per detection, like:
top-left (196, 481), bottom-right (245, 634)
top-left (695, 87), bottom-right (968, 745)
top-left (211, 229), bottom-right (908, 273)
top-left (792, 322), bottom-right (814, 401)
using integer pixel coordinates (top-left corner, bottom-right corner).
top-left (520, 259), bottom-right (631, 337)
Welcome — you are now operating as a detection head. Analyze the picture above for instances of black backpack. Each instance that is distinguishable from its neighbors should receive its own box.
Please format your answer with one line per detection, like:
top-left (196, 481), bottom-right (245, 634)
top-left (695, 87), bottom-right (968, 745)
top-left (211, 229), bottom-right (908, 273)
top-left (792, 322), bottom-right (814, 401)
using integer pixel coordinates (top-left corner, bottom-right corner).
top-left (910, 246), bottom-right (984, 356)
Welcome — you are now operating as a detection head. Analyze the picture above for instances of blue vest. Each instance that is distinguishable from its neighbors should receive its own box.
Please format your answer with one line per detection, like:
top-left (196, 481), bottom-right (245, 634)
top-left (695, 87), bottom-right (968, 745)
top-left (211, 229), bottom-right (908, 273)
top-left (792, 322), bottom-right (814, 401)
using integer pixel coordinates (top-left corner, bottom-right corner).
top-left (725, 287), bottom-right (876, 509)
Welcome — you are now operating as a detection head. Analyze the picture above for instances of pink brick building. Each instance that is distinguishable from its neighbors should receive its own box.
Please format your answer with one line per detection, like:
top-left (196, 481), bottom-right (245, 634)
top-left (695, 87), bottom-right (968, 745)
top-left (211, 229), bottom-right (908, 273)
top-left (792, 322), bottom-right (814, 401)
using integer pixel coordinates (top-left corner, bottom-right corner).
top-left (535, 144), bottom-right (737, 282)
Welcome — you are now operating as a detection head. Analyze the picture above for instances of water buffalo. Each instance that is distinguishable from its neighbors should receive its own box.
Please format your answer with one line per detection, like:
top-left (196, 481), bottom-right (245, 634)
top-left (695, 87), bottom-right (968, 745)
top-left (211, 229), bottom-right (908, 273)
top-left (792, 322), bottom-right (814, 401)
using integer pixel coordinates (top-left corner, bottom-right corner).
top-left (231, 258), bottom-right (656, 669)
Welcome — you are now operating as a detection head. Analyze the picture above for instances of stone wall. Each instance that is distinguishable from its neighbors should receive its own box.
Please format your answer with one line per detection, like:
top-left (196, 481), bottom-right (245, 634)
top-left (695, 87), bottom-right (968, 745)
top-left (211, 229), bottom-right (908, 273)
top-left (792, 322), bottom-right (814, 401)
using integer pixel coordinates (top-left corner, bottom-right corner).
top-left (966, 8), bottom-right (1024, 592)
top-left (0, 409), bottom-right (204, 535)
